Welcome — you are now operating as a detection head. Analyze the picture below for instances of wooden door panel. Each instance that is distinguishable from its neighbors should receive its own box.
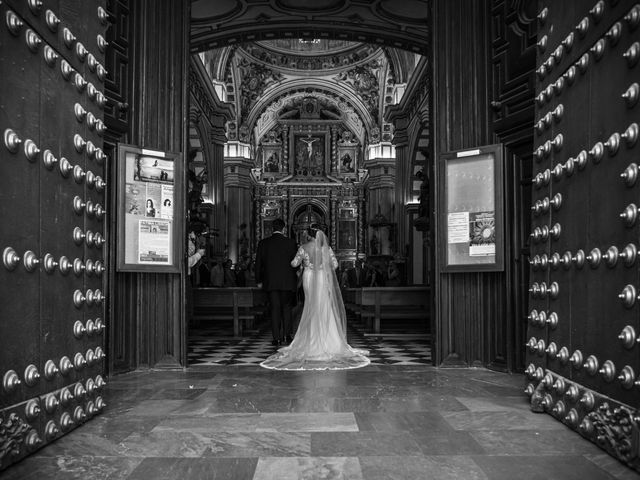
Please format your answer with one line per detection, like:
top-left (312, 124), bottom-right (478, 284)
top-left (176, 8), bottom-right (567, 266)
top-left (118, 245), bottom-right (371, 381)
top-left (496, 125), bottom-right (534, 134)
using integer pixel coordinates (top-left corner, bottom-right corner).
top-left (526, 0), bottom-right (640, 472)
top-left (1, 0), bottom-right (107, 471)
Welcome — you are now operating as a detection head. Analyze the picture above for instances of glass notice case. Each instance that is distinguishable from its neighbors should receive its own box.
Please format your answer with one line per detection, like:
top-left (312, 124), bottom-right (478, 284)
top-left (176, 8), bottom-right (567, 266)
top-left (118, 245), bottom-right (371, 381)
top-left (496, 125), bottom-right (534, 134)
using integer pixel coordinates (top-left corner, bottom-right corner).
top-left (116, 143), bottom-right (183, 272)
top-left (439, 144), bottom-right (504, 272)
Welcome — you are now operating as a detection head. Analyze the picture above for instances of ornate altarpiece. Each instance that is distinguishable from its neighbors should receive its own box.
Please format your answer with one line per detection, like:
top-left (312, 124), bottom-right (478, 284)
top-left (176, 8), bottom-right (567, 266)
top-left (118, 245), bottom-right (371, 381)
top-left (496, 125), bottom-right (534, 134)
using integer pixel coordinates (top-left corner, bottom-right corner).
top-left (252, 113), bottom-right (368, 266)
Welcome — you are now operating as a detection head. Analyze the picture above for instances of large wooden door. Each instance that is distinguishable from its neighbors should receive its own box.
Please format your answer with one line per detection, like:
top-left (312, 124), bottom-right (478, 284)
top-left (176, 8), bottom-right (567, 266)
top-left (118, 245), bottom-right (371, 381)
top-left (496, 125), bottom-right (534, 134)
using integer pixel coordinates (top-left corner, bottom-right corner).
top-left (0, 0), bottom-right (108, 470)
top-left (526, 0), bottom-right (640, 471)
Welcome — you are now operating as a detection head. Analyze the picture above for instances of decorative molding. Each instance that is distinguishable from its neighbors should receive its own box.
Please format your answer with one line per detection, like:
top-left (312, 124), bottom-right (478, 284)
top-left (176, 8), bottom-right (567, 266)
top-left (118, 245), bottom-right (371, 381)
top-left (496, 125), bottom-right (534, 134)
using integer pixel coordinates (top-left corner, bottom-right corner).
top-left (236, 57), bottom-right (284, 121)
top-left (0, 413), bottom-right (31, 466)
top-left (525, 369), bottom-right (640, 473)
top-left (189, 55), bottom-right (236, 127)
top-left (333, 59), bottom-right (383, 119)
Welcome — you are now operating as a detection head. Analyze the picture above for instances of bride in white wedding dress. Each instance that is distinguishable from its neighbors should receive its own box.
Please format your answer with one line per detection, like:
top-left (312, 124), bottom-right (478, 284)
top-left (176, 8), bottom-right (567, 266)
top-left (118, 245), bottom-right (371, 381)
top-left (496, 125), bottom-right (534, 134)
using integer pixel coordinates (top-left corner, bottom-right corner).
top-left (260, 225), bottom-right (370, 371)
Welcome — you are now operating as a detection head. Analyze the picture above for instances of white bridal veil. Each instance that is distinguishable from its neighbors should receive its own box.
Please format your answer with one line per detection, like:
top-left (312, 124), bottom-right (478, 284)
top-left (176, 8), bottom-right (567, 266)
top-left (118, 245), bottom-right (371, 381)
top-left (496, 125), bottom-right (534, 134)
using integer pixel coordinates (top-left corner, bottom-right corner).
top-left (260, 230), bottom-right (370, 370)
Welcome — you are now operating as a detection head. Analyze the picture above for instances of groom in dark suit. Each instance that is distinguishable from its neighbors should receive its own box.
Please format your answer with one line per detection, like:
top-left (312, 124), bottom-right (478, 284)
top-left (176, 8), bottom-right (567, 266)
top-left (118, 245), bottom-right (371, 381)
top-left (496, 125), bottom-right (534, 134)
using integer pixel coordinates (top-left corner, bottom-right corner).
top-left (255, 218), bottom-right (298, 346)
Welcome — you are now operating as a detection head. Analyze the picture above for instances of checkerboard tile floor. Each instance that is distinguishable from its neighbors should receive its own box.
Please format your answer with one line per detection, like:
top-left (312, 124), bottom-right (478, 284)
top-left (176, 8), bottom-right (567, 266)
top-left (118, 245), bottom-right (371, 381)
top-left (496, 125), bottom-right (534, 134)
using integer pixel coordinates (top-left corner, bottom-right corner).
top-left (188, 319), bottom-right (431, 366)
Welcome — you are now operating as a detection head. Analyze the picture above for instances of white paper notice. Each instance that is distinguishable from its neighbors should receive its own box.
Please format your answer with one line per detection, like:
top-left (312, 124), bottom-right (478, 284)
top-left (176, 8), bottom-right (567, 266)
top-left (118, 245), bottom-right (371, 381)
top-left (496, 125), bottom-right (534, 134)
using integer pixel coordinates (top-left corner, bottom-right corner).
top-left (448, 212), bottom-right (469, 244)
top-left (138, 220), bottom-right (170, 264)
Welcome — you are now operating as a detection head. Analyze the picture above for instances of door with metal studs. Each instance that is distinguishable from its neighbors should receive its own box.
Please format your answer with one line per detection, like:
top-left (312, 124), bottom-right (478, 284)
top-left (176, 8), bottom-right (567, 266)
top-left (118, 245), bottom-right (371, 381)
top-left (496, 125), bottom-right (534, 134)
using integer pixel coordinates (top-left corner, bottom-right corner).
top-left (526, 0), bottom-right (640, 471)
top-left (0, 0), bottom-right (108, 471)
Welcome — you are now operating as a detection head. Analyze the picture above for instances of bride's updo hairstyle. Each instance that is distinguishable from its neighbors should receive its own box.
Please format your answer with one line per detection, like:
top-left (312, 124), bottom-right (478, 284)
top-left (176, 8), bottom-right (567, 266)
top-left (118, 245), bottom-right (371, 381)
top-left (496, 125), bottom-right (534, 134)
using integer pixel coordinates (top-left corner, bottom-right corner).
top-left (308, 223), bottom-right (322, 238)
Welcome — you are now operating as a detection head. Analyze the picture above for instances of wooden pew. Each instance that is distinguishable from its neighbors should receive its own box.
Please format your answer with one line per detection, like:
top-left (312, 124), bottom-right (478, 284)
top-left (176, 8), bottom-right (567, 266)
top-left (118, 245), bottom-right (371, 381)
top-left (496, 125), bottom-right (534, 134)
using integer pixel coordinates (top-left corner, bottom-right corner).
top-left (358, 286), bottom-right (430, 336)
top-left (192, 287), bottom-right (267, 336)
top-left (342, 287), bottom-right (362, 318)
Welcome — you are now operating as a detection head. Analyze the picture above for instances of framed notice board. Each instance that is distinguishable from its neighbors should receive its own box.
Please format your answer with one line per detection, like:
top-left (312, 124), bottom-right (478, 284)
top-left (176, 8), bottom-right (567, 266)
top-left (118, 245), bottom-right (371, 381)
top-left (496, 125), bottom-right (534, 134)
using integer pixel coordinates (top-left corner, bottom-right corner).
top-left (439, 144), bottom-right (504, 272)
top-left (116, 143), bottom-right (183, 272)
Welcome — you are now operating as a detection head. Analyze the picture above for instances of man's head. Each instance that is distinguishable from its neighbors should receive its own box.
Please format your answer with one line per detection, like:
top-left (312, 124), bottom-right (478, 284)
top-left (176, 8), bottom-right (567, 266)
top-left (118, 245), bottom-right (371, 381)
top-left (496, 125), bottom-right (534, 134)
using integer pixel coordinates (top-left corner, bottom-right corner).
top-left (272, 218), bottom-right (286, 232)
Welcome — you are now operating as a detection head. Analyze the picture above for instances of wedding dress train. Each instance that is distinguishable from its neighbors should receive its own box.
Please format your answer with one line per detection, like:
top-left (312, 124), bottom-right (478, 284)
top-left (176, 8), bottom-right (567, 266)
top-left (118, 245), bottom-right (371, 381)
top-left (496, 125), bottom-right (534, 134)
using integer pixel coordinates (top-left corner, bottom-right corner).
top-left (260, 231), bottom-right (369, 371)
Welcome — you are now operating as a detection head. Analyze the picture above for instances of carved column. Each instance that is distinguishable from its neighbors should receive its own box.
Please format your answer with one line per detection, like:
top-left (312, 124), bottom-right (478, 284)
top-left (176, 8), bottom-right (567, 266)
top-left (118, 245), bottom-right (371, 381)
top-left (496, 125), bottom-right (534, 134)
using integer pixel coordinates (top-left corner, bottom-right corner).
top-left (392, 121), bottom-right (411, 256)
top-left (331, 126), bottom-right (339, 174)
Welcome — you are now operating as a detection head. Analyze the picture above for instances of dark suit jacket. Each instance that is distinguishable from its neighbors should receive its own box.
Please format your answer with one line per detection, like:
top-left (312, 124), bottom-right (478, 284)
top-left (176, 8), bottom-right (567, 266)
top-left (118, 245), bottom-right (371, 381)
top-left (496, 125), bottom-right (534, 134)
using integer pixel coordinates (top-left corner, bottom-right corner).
top-left (255, 232), bottom-right (298, 291)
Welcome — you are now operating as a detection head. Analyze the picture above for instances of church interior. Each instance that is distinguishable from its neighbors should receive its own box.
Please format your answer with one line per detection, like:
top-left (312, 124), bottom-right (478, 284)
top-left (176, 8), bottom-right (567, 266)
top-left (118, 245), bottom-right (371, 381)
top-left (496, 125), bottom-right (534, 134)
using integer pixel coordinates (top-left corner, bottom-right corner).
top-left (1, 0), bottom-right (639, 478)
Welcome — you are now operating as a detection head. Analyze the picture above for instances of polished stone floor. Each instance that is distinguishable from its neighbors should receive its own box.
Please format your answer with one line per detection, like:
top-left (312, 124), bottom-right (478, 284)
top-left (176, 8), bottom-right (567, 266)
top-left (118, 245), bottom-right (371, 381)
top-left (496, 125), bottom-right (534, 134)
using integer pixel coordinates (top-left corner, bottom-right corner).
top-left (2, 366), bottom-right (638, 480)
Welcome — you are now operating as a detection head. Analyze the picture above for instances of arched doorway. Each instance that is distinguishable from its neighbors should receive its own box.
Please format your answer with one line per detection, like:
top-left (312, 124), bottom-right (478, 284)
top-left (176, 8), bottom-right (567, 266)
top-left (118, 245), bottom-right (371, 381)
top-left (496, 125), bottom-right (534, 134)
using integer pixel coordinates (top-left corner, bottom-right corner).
top-left (290, 202), bottom-right (328, 244)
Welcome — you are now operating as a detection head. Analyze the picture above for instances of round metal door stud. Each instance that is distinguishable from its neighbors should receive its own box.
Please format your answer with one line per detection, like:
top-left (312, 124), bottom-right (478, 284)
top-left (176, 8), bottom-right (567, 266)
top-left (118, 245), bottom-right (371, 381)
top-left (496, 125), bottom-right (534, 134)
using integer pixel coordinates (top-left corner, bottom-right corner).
top-left (73, 258), bottom-right (85, 276)
top-left (59, 157), bottom-right (72, 177)
top-left (42, 149), bottom-right (58, 170)
top-left (60, 412), bottom-right (74, 430)
top-left (619, 244), bottom-right (637, 267)
top-left (43, 253), bottom-right (58, 273)
top-left (73, 227), bottom-right (86, 245)
top-left (43, 45), bottom-right (58, 67)
top-left (25, 430), bottom-right (42, 450)
top-left (4, 128), bottom-right (22, 153)
top-left (59, 387), bottom-right (74, 406)
top-left (621, 163), bottom-right (638, 187)
top-left (622, 123), bottom-right (638, 148)
top-left (59, 356), bottom-right (73, 376)
top-left (73, 320), bottom-right (86, 339)
top-left (603, 246), bottom-right (619, 268)
top-left (73, 353), bottom-right (87, 370)
top-left (604, 133), bottom-right (620, 156)
top-left (45, 9), bottom-right (60, 31)
top-left (73, 289), bottom-right (86, 308)
top-left (58, 256), bottom-right (71, 275)
top-left (2, 247), bottom-right (20, 271)
top-left (23, 364), bottom-right (40, 386)
top-left (624, 42), bottom-right (640, 68)
top-left (617, 365), bottom-right (636, 389)
top-left (97, 34), bottom-right (108, 52)
top-left (618, 325), bottom-right (637, 349)
top-left (73, 406), bottom-right (86, 423)
top-left (619, 284), bottom-right (638, 308)
top-left (22, 250), bottom-right (39, 272)
top-left (3, 370), bottom-right (21, 392)
top-left (598, 360), bottom-right (616, 382)
top-left (73, 382), bottom-right (86, 399)
top-left (24, 399), bottom-right (40, 420)
top-left (25, 29), bottom-right (42, 53)
top-left (583, 355), bottom-right (599, 375)
top-left (6, 10), bottom-right (25, 36)
top-left (23, 139), bottom-right (40, 162)
top-left (620, 203), bottom-right (638, 227)
top-left (43, 359), bottom-right (59, 380)
top-left (622, 83), bottom-right (639, 108)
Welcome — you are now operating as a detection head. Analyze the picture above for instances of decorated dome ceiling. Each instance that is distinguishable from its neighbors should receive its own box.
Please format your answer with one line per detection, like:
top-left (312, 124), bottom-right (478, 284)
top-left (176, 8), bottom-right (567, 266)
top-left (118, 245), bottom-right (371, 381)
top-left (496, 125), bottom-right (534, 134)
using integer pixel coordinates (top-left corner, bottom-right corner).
top-left (193, 0), bottom-right (428, 149)
top-left (201, 40), bottom-right (423, 148)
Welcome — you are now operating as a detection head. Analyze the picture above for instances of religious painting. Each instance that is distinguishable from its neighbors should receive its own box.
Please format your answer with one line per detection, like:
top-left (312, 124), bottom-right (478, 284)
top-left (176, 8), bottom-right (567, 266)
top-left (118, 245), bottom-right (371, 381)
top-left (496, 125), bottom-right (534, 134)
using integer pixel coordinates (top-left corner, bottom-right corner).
top-left (338, 220), bottom-right (357, 250)
top-left (293, 133), bottom-right (326, 175)
top-left (262, 145), bottom-right (284, 174)
top-left (337, 145), bottom-right (358, 174)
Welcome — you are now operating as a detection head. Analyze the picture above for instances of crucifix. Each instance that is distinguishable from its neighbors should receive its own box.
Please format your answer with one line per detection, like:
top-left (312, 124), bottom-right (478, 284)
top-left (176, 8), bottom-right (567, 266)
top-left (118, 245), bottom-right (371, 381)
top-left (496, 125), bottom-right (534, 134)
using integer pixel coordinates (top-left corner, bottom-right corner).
top-left (300, 135), bottom-right (319, 160)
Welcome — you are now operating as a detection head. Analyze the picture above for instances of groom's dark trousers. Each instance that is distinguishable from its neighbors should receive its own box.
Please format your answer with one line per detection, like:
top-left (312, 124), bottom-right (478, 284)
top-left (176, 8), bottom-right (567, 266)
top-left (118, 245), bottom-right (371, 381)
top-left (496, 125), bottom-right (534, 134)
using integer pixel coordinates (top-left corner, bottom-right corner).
top-left (255, 232), bottom-right (298, 342)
